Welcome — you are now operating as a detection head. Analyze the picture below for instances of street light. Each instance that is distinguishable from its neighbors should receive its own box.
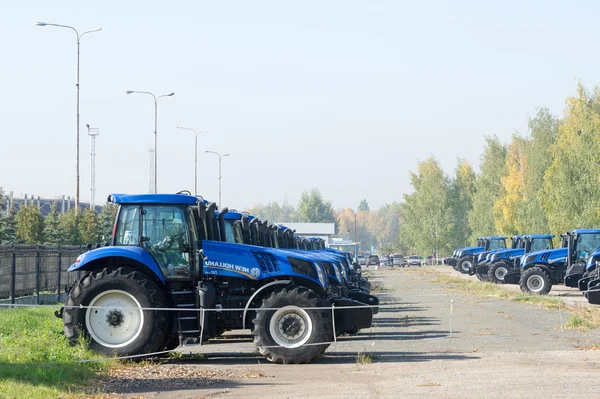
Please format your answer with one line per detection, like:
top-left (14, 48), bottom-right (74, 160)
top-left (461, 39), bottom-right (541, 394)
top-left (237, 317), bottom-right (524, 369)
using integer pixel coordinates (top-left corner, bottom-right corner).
top-left (126, 91), bottom-right (174, 193)
top-left (36, 22), bottom-right (101, 211)
top-left (205, 151), bottom-right (230, 206)
top-left (177, 127), bottom-right (209, 196)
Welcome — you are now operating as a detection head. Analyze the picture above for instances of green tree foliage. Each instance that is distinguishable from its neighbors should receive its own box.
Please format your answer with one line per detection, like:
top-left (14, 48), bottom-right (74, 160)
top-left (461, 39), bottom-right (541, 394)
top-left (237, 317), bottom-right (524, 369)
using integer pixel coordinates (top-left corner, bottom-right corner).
top-left (468, 136), bottom-right (507, 241)
top-left (98, 203), bottom-right (118, 243)
top-left (374, 202), bottom-right (402, 254)
top-left (58, 209), bottom-right (82, 246)
top-left (80, 208), bottom-right (100, 245)
top-left (543, 84), bottom-right (600, 234)
top-left (398, 157), bottom-right (451, 257)
top-left (358, 200), bottom-right (370, 212)
top-left (1, 203), bottom-right (17, 244)
top-left (16, 203), bottom-right (45, 244)
top-left (43, 202), bottom-right (62, 244)
top-left (296, 189), bottom-right (335, 223)
top-left (447, 159), bottom-right (477, 249)
top-left (247, 201), bottom-right (297, 223)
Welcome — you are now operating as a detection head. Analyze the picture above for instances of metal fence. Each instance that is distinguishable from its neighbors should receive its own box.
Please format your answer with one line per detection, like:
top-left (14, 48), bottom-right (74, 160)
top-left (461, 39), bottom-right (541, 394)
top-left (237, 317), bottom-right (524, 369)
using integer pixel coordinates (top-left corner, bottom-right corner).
top-left (0, 245), bottom-right (86, 303)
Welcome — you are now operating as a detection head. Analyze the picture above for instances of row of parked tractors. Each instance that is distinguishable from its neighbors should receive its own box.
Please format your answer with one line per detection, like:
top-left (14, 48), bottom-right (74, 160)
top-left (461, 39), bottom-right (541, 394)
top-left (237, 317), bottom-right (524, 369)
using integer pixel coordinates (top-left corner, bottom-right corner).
top-left (444, 231), bottom-right (600, 304)
top-left (57, 192), bottom-right (379, 364)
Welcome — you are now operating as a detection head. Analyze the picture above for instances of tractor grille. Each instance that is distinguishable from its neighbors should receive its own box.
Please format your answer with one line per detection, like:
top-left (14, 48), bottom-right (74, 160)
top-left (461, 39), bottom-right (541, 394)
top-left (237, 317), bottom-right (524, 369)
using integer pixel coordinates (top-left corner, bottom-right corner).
top-left (252, 251), bottom-right (280, 273)
top-left (540, 252), bottom-right (551, 261)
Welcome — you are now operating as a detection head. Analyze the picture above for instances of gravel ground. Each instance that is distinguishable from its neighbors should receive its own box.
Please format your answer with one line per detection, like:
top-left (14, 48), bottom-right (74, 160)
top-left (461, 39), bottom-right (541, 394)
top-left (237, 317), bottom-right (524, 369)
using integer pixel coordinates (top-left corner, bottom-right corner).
top-left (100, 267), bottom-right (600, 398)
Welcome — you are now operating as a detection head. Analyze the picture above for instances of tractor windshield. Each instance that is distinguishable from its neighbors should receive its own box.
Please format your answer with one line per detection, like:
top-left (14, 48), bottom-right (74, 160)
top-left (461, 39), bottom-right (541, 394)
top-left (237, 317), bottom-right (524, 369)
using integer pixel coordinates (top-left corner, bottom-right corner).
top-left (574, 233), bottom-right (600, 260)
top-left (489, 239), bottom-right (506, 250)
top-left (530, 238), bottom-right (553, 252)
top-left (223, 219), bottom-right (236, 243)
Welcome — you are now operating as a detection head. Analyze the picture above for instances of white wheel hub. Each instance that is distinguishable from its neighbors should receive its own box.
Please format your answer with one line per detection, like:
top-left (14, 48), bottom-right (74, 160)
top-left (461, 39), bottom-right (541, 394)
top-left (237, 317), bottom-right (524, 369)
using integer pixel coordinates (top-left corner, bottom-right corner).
top-left (269, 305), bottom-right (313, 349)
top-left (85, 289), bottom-right (144, 348)
top-left (495, 267), bottom-right (508, 280)
top-left (527, 275), bottom-right (544, 292)
top-left (461, 260), bottom-right (472, 271)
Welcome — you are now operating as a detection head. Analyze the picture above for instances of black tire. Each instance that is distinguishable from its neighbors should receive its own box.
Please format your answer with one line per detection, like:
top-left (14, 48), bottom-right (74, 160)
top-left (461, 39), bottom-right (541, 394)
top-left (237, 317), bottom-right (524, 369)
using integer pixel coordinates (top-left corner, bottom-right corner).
top-left (519, 266), bottom-right (552, 295)
top-left (63, 266), bottom-right (169, 357)
top-left (488, 262), bottom-right (510, 284)
top-left (475, 266), bottom-right (488, 281)
top-left (457, 256), bottom-right (473, 274)
top-left (252, 287), bottom-right (331, 364)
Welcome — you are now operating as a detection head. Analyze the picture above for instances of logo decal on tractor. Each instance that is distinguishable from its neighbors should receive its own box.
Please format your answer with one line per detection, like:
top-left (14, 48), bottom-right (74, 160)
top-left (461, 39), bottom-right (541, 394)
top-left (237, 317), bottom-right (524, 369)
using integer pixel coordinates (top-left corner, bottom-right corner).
top-left (205, 260), bottom-right (257, 279)
top-left (250, 268), bottom-right (261, 278)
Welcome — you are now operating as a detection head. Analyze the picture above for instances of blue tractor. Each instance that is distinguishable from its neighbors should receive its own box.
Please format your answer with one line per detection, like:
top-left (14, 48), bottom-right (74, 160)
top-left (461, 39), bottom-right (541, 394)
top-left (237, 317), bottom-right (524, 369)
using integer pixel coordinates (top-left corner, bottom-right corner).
top-left (510, 229), bottom-right (600, 295)
top-left (448, 236), bottom-right (507, 275)
top-left (60, 194), bottom-right (374, 364)
top-left (472, 235), bottom-right (525, 281)
top-left (479, 235), bottom-right (554, 284)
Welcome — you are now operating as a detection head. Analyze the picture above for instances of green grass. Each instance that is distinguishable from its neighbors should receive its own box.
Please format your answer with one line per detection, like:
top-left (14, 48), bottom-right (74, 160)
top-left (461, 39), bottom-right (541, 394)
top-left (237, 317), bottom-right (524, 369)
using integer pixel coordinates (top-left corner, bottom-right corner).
top-left (0, 307), bottom-right (113, 399)
top-left (563, 315), bottom-right (596, 330)
top-left (356, 351), bottom-right (374, 365)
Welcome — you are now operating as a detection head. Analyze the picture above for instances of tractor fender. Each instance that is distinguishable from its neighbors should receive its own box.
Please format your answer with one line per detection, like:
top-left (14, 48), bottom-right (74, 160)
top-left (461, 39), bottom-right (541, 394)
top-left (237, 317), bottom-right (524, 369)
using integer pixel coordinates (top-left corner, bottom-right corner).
top-left (242, 280), bottom-right (291, 330)
top-left (67, 246), bottom-right (166, 284)
top-left (523, 263), bottom-right (551, 276)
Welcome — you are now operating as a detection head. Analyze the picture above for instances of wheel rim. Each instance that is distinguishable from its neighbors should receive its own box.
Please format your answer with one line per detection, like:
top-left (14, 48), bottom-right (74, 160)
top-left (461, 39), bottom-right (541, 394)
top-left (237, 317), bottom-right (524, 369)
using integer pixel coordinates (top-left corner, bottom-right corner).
top-left (495, 267), bottom-right (508, 280)
top-left (461, 260), bottom-right (472, 271)
top-left (268, 305), bottom-right (313, 349)
top-left (85, 289), bottom-right (144, 348)
top-left (527, 275), bottom-right (544, 292)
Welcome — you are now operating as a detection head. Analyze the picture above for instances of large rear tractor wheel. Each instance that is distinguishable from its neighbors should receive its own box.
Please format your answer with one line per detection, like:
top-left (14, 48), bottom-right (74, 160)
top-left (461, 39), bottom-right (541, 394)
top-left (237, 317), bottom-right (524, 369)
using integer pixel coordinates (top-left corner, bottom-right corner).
top-left (519, 267), bottom-right (552, 295)
top-left (475, 266), bottom-right (488, 281)
top-left (63, 267), bottom-right (169, 357)
top-left (457, 257), bottom-right (473, 274)
top-left (488, 263), bottom-right (509, 284)
top-left (252, 287), bottom-right (331, 364)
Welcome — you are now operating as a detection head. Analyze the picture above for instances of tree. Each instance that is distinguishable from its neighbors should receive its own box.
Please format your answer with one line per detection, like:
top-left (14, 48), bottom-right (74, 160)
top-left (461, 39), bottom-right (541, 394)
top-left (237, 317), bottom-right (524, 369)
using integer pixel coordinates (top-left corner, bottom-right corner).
top-left (44, 202), bottom-right (62, 244)
top-left (296, 189), bottom-right (335, 223)
top-left (1, 202), bottom-right (17, 244)
top-left (358, 200), bottom-right (370, 212)
top-left (493, 134), bottom-right (530, 235)
top-left (247, 201), bottom-right (296, 223)
top-left (16, 203), bottom-right (45, 244)
top-left (398, 157), bottom-right (451, 257)
top-left (80, 208), bottom-right (100, 245)
top-left (447, 159), bottom-right (477, 249)
top-left (468, 136), bottom-right (507, 241)
top-left (59, 209), bottom-right (82, 245)
top-left (542, 84), bottom-right (600, 234)
top-left (98, 203), bottom-right (118, 243)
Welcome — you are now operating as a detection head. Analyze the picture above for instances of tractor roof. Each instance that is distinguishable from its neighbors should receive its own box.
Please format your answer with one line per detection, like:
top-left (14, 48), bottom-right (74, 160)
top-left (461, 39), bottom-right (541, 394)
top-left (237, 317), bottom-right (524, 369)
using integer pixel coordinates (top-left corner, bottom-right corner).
top-left (489, 236), bottom-right (507, 240)
top-left (573, 229), bottom-right (600, 235)
top-left (526, 234), bottom-right (554, 239)
top-left (108, 193), bottom-right (198, 205)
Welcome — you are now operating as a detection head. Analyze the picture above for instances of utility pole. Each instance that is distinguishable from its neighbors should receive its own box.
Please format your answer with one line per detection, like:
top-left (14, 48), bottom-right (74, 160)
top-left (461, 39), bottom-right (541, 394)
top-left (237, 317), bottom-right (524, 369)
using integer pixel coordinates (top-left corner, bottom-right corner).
top-left (86, 124), bottom-right (99, 209)
top-left (149, 148), bottom-right (155, 194)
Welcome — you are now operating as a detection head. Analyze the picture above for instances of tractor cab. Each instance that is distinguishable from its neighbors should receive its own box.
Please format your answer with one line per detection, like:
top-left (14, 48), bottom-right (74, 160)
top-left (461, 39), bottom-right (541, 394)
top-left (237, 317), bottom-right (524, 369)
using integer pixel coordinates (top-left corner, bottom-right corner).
top-left (564, 229), bottom-right (600, 289)
top-left (473, 235), bottom-right (525, 280)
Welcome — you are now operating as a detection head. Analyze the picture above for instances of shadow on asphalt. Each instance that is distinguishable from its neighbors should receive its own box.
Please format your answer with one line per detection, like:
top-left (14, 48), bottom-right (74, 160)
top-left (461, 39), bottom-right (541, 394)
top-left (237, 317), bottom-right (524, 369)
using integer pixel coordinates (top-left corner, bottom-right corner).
top-left (321, 351), bottom-right (478, 364)
top-left (373, 316), bottom-right (440, 327)
top-left (339, 330), bottom-right (455, 341)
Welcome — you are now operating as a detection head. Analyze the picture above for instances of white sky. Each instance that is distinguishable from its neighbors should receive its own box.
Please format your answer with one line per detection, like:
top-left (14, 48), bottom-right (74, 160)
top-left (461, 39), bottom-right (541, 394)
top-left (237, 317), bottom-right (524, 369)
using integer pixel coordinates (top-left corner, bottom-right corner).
top-left (1, 1), bottom-right (598, 210)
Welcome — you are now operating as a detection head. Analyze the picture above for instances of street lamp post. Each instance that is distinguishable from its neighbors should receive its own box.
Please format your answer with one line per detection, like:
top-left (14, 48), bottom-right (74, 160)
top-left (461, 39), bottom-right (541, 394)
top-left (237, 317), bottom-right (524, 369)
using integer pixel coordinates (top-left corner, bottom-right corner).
top-left (36, 22), bottom-right (101, 211)
top-left (177, 127), bottom-right (209, 195)
top-left (126, 91), bottom-right (174, 193)
top-left (205, 151), bottom-right (230, 206)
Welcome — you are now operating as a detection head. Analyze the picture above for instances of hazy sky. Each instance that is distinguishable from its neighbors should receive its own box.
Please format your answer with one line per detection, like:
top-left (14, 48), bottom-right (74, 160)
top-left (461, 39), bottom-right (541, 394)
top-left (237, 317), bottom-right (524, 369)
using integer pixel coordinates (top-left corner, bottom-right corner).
top-left (1, 1), bottom-right (598, 211)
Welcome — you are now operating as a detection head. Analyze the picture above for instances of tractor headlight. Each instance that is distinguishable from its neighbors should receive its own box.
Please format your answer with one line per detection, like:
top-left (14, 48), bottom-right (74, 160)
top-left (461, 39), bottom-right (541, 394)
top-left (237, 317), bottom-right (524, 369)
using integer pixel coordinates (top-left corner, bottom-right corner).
top-left (523, 254), bottom-right (535, 266)
top-left (288, 257), bottom-right (318, 280)
top-left (315, 263), bottom-right (326, 287)
top-left (333, 262), bottom-right (341, 281)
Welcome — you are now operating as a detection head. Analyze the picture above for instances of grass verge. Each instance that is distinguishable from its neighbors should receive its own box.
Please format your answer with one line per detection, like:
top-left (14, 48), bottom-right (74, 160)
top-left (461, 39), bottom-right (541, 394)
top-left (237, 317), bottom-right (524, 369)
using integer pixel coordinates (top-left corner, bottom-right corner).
top-left (0, 306), bottom-right (115, 399)
top-left (424, 268), bottom-right (600, 330)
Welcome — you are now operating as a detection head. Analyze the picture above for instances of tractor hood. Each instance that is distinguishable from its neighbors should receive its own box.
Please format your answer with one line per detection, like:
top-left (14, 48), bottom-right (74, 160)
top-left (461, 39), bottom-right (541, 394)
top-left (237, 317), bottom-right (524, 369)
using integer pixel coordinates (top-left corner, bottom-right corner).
top-left (520, 247), bottom-right (568, 268)
top-left (489, 248), bottom-right (525, 262)
top-left (586, 249), bottom-right (600, 271)
top-left (202, 240), bottom-right (327, 288)
top-left (457, 246), bottom-right (484, 256)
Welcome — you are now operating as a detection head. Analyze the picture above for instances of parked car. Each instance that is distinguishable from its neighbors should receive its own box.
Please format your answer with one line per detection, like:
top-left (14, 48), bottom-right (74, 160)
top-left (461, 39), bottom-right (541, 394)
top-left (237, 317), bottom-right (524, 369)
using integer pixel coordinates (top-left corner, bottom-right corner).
top-left (366, 255), bottom-right (380, 266)
top-left (358, 255), bottom-right (367, 266)
top-left (391, 253), bottom-right (404, 267)
top-left (407, 255), bottom-right (422, 267)
top-left (379, 256), bottom-right (388, 266)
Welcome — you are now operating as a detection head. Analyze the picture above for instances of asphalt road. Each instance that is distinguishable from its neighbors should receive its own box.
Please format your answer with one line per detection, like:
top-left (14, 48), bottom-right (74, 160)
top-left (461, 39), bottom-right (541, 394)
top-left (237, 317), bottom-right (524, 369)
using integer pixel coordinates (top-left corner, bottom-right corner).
top-left (106, 266), bottom-right (600, 399)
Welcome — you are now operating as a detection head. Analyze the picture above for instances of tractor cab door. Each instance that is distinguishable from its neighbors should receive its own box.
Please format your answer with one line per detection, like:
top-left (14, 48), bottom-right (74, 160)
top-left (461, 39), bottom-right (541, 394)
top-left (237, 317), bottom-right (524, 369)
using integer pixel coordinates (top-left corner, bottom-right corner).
top-left (139, 204), bottom-right (196, 280)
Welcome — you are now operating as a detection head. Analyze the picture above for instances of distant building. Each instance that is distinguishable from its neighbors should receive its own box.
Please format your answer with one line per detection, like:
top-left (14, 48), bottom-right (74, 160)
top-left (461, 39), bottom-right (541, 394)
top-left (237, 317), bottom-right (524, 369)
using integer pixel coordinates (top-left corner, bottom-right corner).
top-left (1, 191), bottom-right (102, 216)
top-left (276, 222), bottom-right (335, 242)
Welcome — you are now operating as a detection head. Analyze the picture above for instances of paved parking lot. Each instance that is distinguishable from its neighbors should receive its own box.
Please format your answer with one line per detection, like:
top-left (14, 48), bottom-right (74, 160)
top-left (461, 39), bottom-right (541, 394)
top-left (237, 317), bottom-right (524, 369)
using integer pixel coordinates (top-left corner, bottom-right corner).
top-left (109, 267), bottom-right (600, 398)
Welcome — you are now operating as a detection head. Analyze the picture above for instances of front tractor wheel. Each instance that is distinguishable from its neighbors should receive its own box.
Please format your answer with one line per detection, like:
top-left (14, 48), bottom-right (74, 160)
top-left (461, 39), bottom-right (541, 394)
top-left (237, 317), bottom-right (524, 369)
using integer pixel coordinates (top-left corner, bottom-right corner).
top-left (519, 267), bottom-right (552, 295)
top-left (63, 267), bottom-right (169, 357)
top-left (488, 263), bottom-right (509, 284)
top-left (252, 287), bottom-right (331, 364)
top-left (457, 257), bottom-right (473, 274)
